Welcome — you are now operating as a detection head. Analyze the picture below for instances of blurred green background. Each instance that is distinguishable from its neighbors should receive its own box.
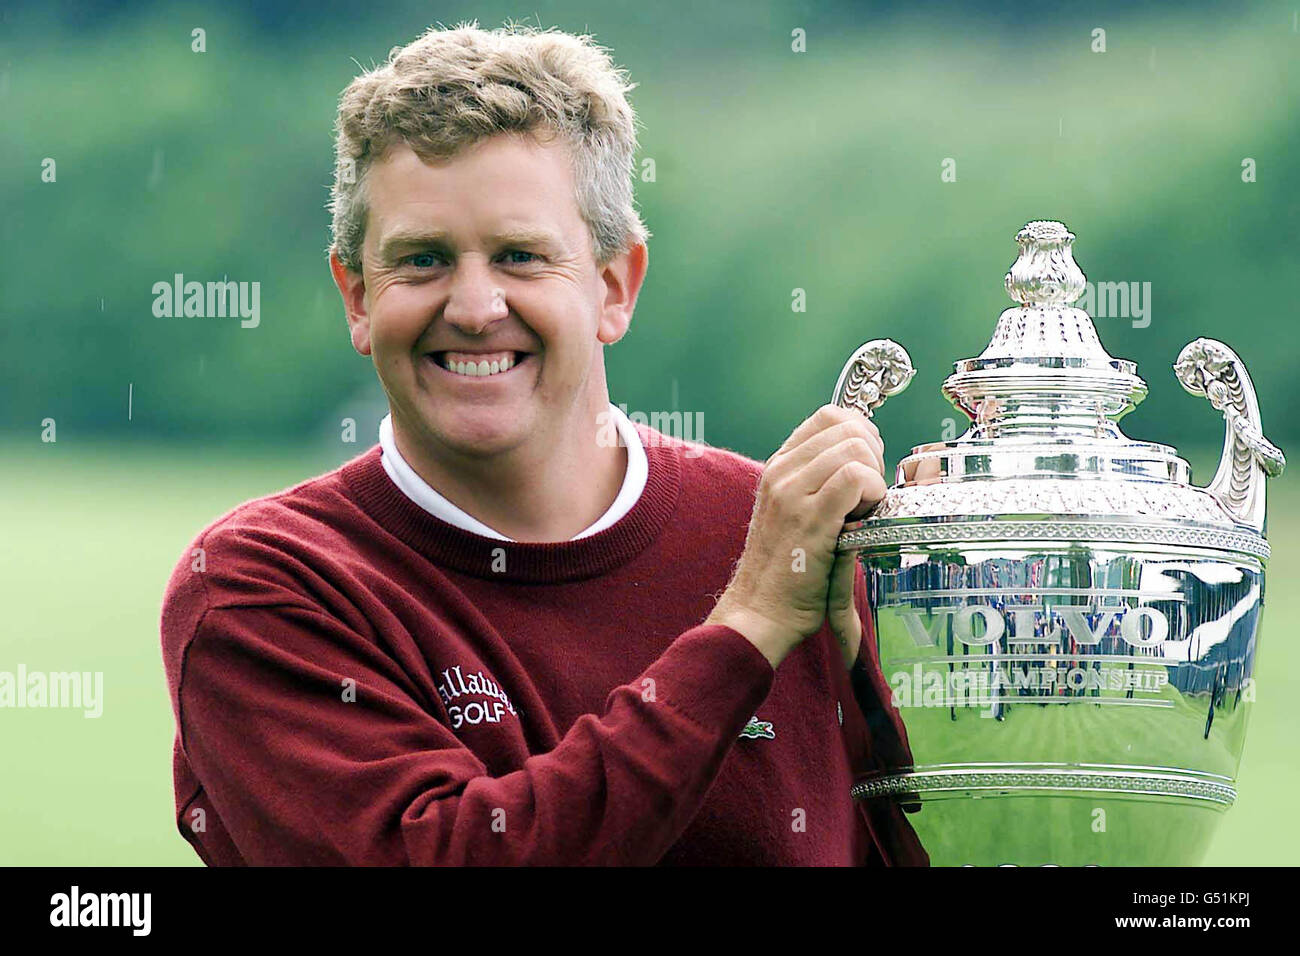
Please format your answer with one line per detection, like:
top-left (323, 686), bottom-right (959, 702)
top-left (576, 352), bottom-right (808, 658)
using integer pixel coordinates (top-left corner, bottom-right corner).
top-left (1, 0), bottom-right (1296, 864)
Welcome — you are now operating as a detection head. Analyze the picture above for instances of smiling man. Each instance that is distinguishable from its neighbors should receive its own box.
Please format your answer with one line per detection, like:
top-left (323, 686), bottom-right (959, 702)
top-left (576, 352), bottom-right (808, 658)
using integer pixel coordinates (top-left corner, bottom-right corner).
top-left (159, 21), bottom-right (925, 866)
top-left (341, 133), bottom-right (635, 543)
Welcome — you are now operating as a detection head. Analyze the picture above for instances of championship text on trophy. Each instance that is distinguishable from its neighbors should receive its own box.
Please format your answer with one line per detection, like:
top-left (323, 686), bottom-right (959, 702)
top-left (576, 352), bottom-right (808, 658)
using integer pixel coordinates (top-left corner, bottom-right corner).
top-left (833, 221), bottom-right (1285, 866)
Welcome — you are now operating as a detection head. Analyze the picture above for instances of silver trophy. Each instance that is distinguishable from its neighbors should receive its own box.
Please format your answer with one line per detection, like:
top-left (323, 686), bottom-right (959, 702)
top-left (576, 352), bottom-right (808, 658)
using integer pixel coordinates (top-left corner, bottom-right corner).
top-left (834, 221), bottom-right (1284, 866)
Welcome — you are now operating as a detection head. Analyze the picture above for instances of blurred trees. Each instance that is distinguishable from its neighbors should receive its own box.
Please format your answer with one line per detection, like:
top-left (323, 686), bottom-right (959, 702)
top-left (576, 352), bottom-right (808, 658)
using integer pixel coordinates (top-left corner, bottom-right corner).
top-left (2, 1), bottom-right (1295, 464)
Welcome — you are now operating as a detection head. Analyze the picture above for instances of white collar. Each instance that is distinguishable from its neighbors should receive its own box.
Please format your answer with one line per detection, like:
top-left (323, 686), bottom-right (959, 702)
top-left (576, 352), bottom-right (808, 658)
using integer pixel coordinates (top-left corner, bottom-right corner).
top-left (378, 403), bottom-right (648, 542)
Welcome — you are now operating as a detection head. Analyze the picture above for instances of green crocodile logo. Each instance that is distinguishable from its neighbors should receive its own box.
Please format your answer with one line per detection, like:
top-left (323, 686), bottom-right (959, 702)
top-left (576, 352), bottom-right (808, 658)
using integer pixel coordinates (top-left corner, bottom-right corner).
top-left (739, 715), bottom-right (775, 740)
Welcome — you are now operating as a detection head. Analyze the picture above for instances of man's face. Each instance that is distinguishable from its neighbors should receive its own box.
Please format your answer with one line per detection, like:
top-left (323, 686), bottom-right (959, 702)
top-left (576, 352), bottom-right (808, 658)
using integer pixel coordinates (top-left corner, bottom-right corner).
top-left (332, 133), bottom-right (643, 460)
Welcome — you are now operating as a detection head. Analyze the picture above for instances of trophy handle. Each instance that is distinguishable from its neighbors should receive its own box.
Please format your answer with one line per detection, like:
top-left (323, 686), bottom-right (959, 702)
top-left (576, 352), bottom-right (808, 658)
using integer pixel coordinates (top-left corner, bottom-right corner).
top-left (832, 339), bottom-right (915, 419)
top-left (1174, 338), bottom-right (1285, 533)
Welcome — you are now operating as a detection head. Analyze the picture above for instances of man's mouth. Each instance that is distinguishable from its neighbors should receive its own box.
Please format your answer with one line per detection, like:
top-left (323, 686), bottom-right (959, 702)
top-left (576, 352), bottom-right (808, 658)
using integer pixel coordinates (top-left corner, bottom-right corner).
top-left (428, 350), bottom-right (532, 378)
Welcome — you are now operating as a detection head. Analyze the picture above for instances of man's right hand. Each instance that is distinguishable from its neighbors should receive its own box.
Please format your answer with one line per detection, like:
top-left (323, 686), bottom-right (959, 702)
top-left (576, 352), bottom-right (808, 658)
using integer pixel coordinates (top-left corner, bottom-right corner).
top-left (705, 404), bottom-right (887, 669)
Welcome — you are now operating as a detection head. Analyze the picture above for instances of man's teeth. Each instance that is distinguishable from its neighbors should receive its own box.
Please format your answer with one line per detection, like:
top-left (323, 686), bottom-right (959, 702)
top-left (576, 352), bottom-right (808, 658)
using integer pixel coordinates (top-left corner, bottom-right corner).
top-left (441, 352), bottom-right (517, 376)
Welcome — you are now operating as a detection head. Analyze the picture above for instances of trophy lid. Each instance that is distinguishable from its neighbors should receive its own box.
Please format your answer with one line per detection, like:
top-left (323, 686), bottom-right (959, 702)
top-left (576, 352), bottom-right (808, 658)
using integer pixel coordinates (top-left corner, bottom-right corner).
top-left (833, 220), bottom-right (1282, 560)
top-left (944, 221), bottom-right (1146, 431)
top-left (906, 220), bottom-right (1182, 484)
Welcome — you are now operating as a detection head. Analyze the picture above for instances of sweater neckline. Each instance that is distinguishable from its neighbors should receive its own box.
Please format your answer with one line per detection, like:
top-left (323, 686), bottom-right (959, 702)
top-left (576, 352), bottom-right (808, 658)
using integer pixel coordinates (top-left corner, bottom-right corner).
top-left (340, 425), bottom-right (682, 584)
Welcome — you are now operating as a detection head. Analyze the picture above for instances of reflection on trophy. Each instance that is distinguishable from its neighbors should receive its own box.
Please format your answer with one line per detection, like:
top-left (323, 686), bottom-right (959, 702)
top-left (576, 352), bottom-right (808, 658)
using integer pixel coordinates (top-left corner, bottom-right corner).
top-left (834, 221), bottom-right (1285, 865)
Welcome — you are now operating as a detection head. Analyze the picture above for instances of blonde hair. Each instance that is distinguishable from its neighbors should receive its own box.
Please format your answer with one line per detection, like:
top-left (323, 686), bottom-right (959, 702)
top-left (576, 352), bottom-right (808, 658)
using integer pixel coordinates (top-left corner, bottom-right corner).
top-left (329, 20), bottom-right (651, 271)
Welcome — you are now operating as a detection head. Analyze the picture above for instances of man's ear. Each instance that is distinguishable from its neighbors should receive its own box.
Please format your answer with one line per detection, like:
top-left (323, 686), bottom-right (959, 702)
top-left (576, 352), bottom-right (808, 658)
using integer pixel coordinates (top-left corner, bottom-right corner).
top-left (596, 241), bottom-right (648, 346)
top-left (329, 250), bottom-right (372, 356)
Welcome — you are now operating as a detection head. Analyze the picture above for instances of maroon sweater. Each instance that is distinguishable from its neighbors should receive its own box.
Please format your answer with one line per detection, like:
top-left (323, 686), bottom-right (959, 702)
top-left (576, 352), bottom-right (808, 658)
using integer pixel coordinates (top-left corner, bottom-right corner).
top-left (159, 425), bottom-right (926, 866)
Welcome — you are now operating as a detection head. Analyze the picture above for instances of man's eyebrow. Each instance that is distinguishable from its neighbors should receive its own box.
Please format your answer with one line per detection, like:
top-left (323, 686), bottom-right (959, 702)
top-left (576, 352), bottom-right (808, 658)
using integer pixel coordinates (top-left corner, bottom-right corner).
top-left (492, 227), bottom-right (563, 248)
top-left (377, 228), bottom-right (562, 260)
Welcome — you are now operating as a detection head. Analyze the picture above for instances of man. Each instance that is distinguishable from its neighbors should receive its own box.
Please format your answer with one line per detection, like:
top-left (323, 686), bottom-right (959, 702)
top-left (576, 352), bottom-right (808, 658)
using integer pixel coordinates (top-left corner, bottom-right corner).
top-left (159, 21), bottom-right (925, 866)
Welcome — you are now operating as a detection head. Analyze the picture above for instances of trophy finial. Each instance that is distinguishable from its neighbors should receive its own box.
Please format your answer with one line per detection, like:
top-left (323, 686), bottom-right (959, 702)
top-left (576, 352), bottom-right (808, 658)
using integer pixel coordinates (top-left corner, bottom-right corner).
top-left (1004, 220), bottom-right (1087, 306)
top-left (943, 221), bottom-right (1146, 435)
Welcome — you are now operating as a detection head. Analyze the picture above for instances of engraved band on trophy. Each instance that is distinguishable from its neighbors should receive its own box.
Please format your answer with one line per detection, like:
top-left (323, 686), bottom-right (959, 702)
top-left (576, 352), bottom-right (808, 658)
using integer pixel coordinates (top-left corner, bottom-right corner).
top-left (832, 220), bottom-right (1284, 866)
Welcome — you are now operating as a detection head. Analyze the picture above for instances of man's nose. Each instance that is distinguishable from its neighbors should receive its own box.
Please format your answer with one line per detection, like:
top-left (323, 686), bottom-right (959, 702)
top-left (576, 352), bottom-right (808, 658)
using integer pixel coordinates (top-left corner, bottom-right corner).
top-left (443, 256), bottom-right (508, 334)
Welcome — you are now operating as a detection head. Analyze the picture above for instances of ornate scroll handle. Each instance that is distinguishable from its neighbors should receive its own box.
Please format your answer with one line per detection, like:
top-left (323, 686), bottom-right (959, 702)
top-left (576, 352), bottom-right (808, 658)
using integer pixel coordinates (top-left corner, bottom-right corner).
top-left (1174, 338), bottom-right (1285, 533)
top-left (832, 339), bottom-right (915, 419)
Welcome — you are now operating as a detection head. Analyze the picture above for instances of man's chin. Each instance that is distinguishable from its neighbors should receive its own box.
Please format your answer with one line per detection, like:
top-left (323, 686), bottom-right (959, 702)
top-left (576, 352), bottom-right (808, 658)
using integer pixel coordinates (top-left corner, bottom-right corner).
top-left (424, 414), bottom-right (529, 460)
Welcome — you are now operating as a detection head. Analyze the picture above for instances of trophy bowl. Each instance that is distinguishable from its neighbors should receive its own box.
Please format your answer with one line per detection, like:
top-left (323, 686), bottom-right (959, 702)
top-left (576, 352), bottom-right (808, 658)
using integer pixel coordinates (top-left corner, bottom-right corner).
top-left (835, 221), bottom-right (1284, 866)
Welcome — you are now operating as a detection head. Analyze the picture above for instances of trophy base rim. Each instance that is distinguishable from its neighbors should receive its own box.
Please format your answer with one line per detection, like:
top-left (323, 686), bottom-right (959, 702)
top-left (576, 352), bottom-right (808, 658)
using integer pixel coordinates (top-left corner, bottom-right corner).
top-left (837, 517), bottom-right (1269, 560)
top-left (852, 763), bottom-right (1235, 808)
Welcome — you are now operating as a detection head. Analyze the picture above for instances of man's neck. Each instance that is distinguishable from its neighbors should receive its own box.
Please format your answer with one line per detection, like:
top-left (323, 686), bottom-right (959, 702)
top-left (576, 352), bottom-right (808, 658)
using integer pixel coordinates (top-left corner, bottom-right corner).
top-left (391, 402), bottom-right (628, 543)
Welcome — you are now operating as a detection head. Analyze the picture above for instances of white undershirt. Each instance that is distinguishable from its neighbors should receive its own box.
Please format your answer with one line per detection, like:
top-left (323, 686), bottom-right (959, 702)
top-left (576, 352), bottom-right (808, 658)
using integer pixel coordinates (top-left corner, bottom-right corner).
top-left (378, 403), bottom-right (648, 541)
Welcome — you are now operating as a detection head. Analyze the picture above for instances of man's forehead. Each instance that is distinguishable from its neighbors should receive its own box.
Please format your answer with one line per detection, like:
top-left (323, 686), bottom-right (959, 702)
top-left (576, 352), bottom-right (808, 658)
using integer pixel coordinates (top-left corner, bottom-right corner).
top-left (367, 139), bottom-right (583, 255)
top-left (369, 136), bottom-right (574, 203)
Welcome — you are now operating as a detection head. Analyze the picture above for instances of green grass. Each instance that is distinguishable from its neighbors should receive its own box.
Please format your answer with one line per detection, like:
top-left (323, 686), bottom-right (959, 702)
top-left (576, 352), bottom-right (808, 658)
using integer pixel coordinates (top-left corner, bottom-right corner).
top-left (0, 439), bottom-right (348, 866)
top-left (1, 439), bottom-right (1296, 864)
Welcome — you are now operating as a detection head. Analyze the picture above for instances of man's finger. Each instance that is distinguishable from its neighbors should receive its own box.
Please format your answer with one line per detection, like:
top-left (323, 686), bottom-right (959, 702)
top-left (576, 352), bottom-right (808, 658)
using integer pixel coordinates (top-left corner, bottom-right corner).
top-left (814, 459), bottom-right (888, 527)
top-left (827, 549), bottom-right (859, 620)
top-left (789, 436), bottom-right (884, 499)
top-left (773, 404), bottom-right (866, 459)
top-left (771, 417), bottom-right (882, 478)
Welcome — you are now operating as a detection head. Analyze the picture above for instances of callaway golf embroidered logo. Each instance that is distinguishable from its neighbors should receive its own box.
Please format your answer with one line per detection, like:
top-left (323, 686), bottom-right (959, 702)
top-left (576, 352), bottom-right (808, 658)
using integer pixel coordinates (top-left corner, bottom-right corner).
top-left (739, 715), bottom-right (775, 740)
top-left (435, 664), bottom-right (518, 731)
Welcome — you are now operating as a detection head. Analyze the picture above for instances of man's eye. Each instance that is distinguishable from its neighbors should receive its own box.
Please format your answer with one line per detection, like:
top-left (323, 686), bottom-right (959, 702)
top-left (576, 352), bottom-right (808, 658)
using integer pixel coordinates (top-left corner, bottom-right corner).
top-left (502, 250), bottom-right (538, 265)
top-left (404, 252), bottom-right (444, 269)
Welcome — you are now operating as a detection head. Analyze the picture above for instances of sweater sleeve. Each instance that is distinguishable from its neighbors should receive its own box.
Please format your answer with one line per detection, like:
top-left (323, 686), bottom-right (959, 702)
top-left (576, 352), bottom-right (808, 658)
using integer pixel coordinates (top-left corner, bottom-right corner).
top-left (845, 558), bottom-right (931, 866)
top-left (173, 596), bottom-right (775, 866)
top-left (848, 557), bottom-right (913, 770)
